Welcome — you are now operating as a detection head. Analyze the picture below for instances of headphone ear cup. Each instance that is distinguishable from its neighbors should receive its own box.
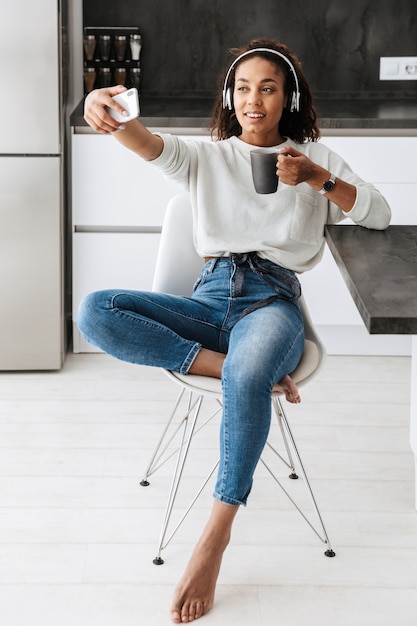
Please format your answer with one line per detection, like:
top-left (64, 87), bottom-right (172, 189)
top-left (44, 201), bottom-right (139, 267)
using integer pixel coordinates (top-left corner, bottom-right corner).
top-left (289, 91), bottom-right (299, 112)
top-left (286, 91), bottom-right (294, 112)
top-left (225, 87), bottom-right (233, 110)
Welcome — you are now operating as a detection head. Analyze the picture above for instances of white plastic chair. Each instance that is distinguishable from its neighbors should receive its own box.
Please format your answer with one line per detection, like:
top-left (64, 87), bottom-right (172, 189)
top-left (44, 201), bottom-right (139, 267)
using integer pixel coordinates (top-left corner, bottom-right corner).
top-left (141, 193), bottom-right (335, 564)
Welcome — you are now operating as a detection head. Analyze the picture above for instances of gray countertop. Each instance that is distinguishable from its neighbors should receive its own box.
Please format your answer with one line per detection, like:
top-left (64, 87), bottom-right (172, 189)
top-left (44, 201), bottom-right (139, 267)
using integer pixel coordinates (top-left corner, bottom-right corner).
top-left (70, 94), bottom-right (417, 135)
top-left (325, 225), bottom-right (417, 335)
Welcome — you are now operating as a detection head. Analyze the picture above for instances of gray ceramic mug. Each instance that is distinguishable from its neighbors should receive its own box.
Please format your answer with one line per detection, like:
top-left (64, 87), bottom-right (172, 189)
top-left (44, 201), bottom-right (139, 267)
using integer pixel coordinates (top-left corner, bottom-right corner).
top-left (250, 148), bottom-right (279, 194)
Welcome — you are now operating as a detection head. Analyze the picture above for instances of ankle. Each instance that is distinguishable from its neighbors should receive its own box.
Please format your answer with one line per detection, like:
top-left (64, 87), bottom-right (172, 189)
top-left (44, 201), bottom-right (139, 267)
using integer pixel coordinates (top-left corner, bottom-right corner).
top-left (198, 526), bottom-right (231, 553)
top-left (189, 348), bottom-right (225, 378)
top-left (199, 503), bottom-right (238, 548)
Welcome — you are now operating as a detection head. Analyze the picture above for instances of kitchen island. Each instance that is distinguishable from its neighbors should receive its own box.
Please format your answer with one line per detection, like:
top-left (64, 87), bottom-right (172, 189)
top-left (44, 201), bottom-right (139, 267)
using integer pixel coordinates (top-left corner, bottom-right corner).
top-left (325, 224), bottom-right (417, 510)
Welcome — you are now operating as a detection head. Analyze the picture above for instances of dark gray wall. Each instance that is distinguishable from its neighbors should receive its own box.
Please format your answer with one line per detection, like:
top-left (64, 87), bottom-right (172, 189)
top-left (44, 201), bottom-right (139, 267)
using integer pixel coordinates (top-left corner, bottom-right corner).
top-left (84, 0), bottom-right (417, 98)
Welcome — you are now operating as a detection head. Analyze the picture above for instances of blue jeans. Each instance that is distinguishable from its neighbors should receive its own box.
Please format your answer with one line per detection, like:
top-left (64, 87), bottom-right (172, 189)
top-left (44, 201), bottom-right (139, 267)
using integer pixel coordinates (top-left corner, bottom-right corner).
top-left (78, 253), bottom-right (304, 506)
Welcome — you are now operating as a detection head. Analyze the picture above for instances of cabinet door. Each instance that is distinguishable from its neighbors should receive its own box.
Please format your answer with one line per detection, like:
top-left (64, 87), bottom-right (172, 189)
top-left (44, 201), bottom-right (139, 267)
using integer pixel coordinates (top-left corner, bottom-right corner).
top-left (72, 134), bottom-right (184, 227)
top-left (320, 136), bottom-right (417, 183)
top-left (72, 232), bottom-right (161, 351)
top-left (73, 232), bottom-right (160, 310)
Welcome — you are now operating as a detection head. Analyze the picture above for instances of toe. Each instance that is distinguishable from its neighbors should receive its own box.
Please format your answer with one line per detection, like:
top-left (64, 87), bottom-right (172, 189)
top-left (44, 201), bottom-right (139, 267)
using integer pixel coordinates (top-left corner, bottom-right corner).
top-left (180, 599), bottom-right (205, 622)
top-left (170, 602), bottom-right (183, 624)
top-left (194, 600), bottom-right (204, 619)
top-left (170, 610), bottom-right (182, 624)
top-left (180, 601), bottom-right (191, 622)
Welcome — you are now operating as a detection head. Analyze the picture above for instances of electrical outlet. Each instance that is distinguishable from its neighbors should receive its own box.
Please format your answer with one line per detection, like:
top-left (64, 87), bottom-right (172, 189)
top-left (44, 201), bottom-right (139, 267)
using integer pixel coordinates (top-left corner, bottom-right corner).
top-left (380, 56), bottom-right (417, 80)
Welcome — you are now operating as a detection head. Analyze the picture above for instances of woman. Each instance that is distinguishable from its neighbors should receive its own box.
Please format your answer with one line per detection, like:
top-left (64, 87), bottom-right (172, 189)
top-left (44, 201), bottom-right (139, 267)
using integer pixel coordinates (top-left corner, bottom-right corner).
top-left (79, 39), bottom-right (391, 623)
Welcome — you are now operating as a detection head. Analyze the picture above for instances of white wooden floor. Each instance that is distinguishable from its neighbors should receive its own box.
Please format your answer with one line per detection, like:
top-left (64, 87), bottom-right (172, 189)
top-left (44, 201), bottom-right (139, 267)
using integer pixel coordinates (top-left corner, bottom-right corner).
top-left (0, 352), bottom-right (416, 625)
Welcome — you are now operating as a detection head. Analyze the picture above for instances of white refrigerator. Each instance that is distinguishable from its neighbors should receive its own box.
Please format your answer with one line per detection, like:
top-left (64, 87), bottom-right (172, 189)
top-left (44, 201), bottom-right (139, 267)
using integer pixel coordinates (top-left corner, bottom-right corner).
top-left (0, 0), bottom-right (82, 369)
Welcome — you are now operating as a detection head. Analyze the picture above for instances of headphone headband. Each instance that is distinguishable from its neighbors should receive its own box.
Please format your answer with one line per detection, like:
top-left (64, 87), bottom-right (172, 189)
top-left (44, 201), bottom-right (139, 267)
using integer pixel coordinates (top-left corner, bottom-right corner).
top-left (222, 47), bottom-right (301, 112)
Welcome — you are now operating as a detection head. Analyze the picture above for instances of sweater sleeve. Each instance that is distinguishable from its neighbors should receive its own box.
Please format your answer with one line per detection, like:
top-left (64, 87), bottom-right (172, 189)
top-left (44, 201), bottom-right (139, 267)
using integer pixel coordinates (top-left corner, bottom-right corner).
top-left (151, 133), bottom-right (194, 189)
top-left (322, 145), bottom-right (391, 230)
top-left (341, 184), bottom-right (391, 230)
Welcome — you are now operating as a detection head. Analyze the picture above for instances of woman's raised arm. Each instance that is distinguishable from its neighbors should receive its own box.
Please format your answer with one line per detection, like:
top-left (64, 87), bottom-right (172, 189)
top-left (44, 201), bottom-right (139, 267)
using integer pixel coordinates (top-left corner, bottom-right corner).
top-left (84, 86), bottom-right (164, 161)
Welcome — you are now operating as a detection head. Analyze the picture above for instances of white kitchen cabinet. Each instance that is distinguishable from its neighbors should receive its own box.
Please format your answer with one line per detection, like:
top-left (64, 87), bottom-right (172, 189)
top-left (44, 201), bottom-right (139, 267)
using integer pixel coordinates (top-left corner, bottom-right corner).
top-left (320, 136), bottom-right (417, 182)
top-left (72, 232), bottom-right (160, 352)
top-left (72, 134), bottom-right (184, 226)
top-left (72, 132), bottom-right (202, 352)
top-left (71, 133), bottom-right (178, 352)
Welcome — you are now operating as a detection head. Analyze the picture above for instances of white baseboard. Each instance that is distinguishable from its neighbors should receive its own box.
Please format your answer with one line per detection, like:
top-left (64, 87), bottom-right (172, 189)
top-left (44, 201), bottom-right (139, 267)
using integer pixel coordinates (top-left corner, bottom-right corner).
top-left (317, 325), bottom-right (411, 356)
top-left (72, 323), bottom-right (103, 353)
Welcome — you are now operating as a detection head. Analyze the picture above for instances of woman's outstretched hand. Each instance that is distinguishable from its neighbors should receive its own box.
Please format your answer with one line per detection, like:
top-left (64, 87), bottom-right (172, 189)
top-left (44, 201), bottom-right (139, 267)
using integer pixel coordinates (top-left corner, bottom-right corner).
top-left (84, 86), bottom-right (128, 134)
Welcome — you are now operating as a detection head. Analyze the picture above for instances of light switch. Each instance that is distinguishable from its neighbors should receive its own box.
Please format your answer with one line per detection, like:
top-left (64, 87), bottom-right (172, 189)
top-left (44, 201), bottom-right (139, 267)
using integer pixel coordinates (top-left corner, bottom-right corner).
top-left (385, 62), bottom-right (399, 76)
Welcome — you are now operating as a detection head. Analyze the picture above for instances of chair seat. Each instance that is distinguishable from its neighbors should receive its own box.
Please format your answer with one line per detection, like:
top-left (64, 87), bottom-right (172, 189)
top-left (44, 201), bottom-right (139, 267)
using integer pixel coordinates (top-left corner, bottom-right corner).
top-left (165, 338), bottom-right (320, 396)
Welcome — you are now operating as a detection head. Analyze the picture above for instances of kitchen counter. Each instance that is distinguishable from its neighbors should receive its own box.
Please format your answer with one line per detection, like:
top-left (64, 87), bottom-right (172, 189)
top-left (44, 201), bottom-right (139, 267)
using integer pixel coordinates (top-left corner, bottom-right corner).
top-left (71, 93), bottom-right (417, 135)
top-left (325, 225), bottom-right (417, 334)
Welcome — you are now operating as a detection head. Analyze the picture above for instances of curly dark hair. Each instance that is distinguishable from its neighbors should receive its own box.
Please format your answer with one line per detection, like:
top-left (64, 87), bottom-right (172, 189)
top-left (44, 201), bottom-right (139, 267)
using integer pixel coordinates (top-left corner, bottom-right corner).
top-left (211, 38), bottom-right (320, 143)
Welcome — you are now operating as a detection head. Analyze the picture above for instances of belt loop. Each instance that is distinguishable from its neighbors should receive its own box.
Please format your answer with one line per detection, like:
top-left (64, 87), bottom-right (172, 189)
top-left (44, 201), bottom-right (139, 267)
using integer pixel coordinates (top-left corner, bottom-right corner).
top-left (207, 257), bottom-right (218, 274)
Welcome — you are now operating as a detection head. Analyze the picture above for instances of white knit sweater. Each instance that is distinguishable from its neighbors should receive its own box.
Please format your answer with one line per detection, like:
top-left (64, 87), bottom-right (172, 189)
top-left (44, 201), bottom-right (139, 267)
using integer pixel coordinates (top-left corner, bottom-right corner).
top-left (152, 134), bottom-right (391, 273)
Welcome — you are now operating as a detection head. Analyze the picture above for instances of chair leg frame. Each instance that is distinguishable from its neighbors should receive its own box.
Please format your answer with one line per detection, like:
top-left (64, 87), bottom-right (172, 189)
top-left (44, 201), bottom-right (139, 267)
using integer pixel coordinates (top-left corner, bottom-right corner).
top-left (140, 389), bottom-right (221, 484)
top-left (263, 397), bottom-right (335, 557)
top-left (142, 391), bottom-right (335, 564)
top-left (140, 389), bottom-right (221, 564)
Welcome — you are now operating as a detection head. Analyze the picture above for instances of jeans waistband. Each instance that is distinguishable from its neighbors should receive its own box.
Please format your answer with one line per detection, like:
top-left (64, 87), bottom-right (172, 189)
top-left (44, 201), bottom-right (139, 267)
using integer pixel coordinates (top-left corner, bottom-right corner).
top-left (205, 252), bottom-right (301, 302)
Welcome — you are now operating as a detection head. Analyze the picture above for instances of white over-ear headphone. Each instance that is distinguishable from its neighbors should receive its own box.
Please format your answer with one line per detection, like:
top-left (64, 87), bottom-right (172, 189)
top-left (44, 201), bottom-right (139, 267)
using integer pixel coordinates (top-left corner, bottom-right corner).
top-left (222, 47), bottom-right (301, 113)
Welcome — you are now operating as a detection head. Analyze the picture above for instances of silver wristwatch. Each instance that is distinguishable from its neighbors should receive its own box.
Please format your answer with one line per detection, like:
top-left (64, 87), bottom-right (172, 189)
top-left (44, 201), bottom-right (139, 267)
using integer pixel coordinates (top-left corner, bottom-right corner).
top-left (319, 173), bottom-right (336, 195)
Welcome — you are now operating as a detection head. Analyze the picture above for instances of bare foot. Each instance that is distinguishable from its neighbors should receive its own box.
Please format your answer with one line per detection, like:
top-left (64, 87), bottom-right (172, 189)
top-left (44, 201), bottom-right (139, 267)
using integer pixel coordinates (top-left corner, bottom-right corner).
top-left (170, 502), bottom-right (238, 623)
top-left (188, 348), bottom-right (300, 403)
top-left (170, 538), bottom-right (223, 622)
top-left (273, 374), bottom-right (301, 403)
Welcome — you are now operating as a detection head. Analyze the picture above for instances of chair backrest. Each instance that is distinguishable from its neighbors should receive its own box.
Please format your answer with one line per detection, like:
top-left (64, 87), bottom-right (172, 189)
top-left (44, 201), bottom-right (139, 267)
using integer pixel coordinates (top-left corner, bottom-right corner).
top-left (153, 193), bottom-right (326, 386)
top-left (152, 193), bottom-right (203, 296)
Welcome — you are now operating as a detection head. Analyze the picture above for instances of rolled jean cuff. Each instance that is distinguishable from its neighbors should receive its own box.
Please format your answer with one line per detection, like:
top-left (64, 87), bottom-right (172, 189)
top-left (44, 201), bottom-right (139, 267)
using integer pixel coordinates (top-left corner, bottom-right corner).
top-left (212, 491), bottom-right (248, 507)
top-left (180, 342), bottom-right (203, 375)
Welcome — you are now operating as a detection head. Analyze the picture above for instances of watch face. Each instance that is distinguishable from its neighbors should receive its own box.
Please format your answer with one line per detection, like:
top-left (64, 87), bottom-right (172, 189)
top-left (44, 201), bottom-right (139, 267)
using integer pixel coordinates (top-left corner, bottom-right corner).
top-left (323, 179), bottom-right (335, 192)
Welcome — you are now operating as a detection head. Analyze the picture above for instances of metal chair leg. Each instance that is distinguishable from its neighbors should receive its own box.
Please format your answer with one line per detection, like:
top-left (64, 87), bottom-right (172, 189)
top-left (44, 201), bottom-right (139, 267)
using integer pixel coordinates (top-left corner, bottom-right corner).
top-left (140, 389), bottom-right (207, 485)
top-left (140, 390), bottom-right (220, 485)
top-left (140, 387), bottom-right (188, 486)
top-left (152, 393), bottom-right (204, 563)
top-left (261, 397), bottom-right (335, 557)
top-left (143, 391), bottom-right (222, 564)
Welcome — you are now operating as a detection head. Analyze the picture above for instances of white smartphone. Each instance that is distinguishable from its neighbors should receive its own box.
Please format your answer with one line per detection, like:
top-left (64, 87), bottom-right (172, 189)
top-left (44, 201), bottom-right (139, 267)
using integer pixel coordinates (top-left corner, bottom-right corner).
top-left (106, 88), bottom-right (140, 122)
